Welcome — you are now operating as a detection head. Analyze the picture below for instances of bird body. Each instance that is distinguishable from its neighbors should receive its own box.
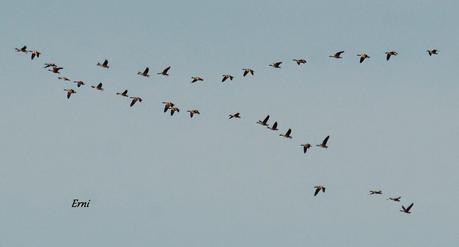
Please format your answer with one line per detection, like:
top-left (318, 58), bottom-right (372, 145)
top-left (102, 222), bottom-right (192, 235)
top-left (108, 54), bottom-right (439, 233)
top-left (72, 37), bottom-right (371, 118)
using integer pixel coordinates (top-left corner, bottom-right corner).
top-left (222, 74), bottom-right (234, 82)
top-left (229, 112), bottom-right (241, 119)
top-left (314, 186), bottom-right (326, 196)
top-left (300, 143), bottom-right (311, 153)
top-left (158, 66), bottom-right (171, 76)
top-left (401, 203), bottom-right (414, 214)
top-left (91, 83), bottom-right (104, 91)
top-left (329, 51), bottom-right (344, 59)
top-left (388, 196), bottom-right (401, 202)
top-left (267, 121), bottom-right (278, 131)
top-left (97, 59), bottom-right (109, 68)
top-left (427, 49), bottom-right (439, 56)
top-left (116, 90), bottom-right (129, 97)
top-left (242, 68), bottom-right (254, 76)
top-left (64, 88), bottom-right (76, 99)
top-left (369, 190), bottom-right (383, 195)
top-left (15, 45), bottom-right (28, 53)
top-left (269, 62), bottom-right (282, 68)
top-left (280, 128), bottom-right (292, 139)
top-left (191, 76), bottom-right (204, 83)
top-left (293, 58), bottom-right (307, 65)
top-left (385, 50), bottom-right (398, 61)
top-left (30, 50), bottom-right (41, 60)
top-left (317, 135), bottom-right (330, 148)
top-left (129, 96), bottom-right (142, 107)
top-left (187, 109), bottom-right (200, 118)
top-left (49, 67), bottom-right (63, 74)
top-left (257, 115), bottom-right (270, 126)
top-left (138, 67), bottom-right (150, 77)
top-left (73, 80), bottom-right (85, 87)
top-left (358, 52), bottom-right (370, 63)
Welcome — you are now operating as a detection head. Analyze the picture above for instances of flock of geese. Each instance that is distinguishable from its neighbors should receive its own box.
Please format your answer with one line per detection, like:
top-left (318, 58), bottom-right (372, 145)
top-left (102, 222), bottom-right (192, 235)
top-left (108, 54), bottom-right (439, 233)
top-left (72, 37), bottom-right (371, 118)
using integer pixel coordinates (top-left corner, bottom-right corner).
top-left (14, 44), bottom-right (434, 215)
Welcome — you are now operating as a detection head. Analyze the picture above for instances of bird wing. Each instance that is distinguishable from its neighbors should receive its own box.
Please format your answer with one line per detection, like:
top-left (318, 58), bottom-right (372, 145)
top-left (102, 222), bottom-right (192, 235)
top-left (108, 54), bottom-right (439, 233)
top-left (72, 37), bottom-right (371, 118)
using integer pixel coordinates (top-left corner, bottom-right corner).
top-left (262, 115), bottom-right (270, 124)
top-left (97, 83), bottom-right (103, 89)
top-left (243, 70), bottom-right (248, 76)
top-left (314, 187), bottom-right (320, 196)
top-left (123, 90), bottom-right (128, 95)
top-left (272, 122), bottom-right (277, 129)
top-left (67, 91), bottom-right (71, 99)
top-left (360, 56), bottom-right (365, 63)
top-left (303, 146), bottom-right (307, 153)
top-left (386, 53), bottom-right (391, 61)
top-left (322, 136), bottom-right (329, 145)
top-left (163, 66), bottom-right (171, 73)
top-left (286, 129), bottom-right (291, 136)
top-left (222, 76), bottom-right (227, 82)
top-left (406, 203), bottom-right (414, 211)
top-left (144, 67), bottom-right (149, 74)
top-left (103, 59), bottom-right (108, 66)
top-left (130, 99), bottom-right (136, 107)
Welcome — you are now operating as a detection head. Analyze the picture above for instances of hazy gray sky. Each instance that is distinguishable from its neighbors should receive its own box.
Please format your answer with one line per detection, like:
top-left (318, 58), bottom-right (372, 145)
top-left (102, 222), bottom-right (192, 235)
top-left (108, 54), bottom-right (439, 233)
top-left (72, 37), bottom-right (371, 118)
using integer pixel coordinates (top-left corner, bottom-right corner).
top-left (1, 0), bottom-right (458, 246)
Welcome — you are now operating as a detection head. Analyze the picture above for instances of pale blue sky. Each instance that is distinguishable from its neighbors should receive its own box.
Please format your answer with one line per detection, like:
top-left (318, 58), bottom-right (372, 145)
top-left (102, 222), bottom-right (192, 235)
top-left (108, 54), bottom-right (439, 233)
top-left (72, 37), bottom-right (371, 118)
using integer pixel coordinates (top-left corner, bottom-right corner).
top-left (1, 0), bottom-right (458, 246)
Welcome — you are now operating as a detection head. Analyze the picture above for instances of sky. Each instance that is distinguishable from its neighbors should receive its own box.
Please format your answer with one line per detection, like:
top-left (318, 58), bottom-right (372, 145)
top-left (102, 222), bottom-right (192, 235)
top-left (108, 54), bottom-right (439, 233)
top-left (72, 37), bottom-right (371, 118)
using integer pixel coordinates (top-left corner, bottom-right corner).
top-left (1, 0), bottom-right (459, 246)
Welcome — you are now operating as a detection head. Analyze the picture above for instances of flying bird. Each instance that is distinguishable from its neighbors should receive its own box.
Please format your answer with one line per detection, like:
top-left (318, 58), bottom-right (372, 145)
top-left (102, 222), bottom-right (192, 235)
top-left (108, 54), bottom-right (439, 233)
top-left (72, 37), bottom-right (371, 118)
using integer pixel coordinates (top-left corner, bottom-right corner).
top-left (314, 186), bottom-right (326, 196)
top-left (158, 66), bottom-right (171, 76)
top-left (369, 190), bottom-right (383, 195)
top-left (385, 50), bottom-right (398, 61)
top-left (137, 67), bottom-right (150, 77)
top-left (49, 66), bottom-right (63, 74)
top-left (358, 52), bottom-right (370, 63)
top-left (242, 68), bottom-right (254, 76)
top-left (317, 135), bottom-right (330, 149)
top-left (73, 80), bottom-right (85, 87)
top-left (97, 59), bottom-right (109, 68)
top-left (91, 83), bottom-right (104, 91)
top-left (187, 109), bottom-right (200, 118)
top-left (329, 51), bottom-right (344, 59)
top-left (64, 88), bottom-right (76, 99)
top-left (426, 49), bottom-right (439, 56)
top-left (30, 50), bottom-right (41, 60)
top-left (400, 203), bottom-right (414, 214)
top-left (269, 61), bottom-right (282, 68)
top-left (222, 74), bottom-right (234, 82)
top-left (257, 115), bottom-right (270, 126)
top-left (293, 58), bottom-right (307, 65)
top-left (300, 144), bottom-right (311, 154)
top-left (388, 196), bottom-right (401, 202)
top-left (129, 96), bottom-right (142, 107)
top-left (191, 76), bottom-right (204, 83)
top-left (229, 112), bottom-right (241, 119)
top-left (116, 90), bottom-right (129, 97)
top-left (43, 63), bottom-right (57, 68)
top-left (58, 76), bottom-right (70, 81)
top-left (280, 128), bottom-right (292, 139)
top-left (267, 121), bottom-right (278, 131)
top-left (15, 45), bottom-right (28, 53)
top-left (162, 101), bottom-right (175, 113)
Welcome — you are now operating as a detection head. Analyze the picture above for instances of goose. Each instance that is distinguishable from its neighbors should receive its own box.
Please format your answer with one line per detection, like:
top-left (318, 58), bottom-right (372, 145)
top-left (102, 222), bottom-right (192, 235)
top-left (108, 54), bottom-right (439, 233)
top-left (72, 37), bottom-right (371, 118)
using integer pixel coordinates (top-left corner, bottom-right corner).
top-left (129, 96), bottom-right (142, 107)
top-left (388, 196), bottom-right (401, 202)
top-left (314, 186), bottom-right (326, 196)
top-left (191, 76), bottom-right (204, 83)
top-left (116, 89), bottom-right (129, 97)
top-left (427, 49), bottom-right (439, 56)
top-left (91, 83), bottom-right (104, 91)
top-left (64, 88), bottom-right (76, 99)
top-left (58, 76), bottom-right (70, 81)
top-left (280, 128), bottom-right (292, 138)
top-left (329, 51), bottom-right (344, 59)
top-left (317, 135), bottom-right (330, 148)
top-left (358, 52), bottom-right (370, 63)
top-left (256, 115), bottom-right (270, 126)
top-left (187, 109), bottom-right (200, 118)
top-left (162, 101), bottom-right (175, 113)
top-left (43, 63), bottom-right (57, 68)
top-left (293, 58), bottom-right (307, 65)
top-left (242, 68), bottom-right (254, 77)
top-left (369, 190), bottom-right (383, 195)
top-left (222, 74), bottom-right (234, 82)
top-left (300, 143), bottom-right (311, 153)
top-left (229, 112), bottom-right (241, 119)
top-left (15, 45), bottom-right (28, 53)
top-left (400, 203), bottom-right (414, 214)
top-left (385, 50), bottom-right (398, 61)
top-left (97, 59), bottom-right (109, 68)
top-left (30, 50), bottom-right (41, 60)
top-left (269, 61), bottom-right (282, 68)
top-left (170, 106), bottom-right (180, 116)
top-left (137, 67), bottom-right (150, 77)
top-left (49, 66), bottom-right (63, 74)
top-left (158, 66), bottom-right (171, 76)
top-left (73, 80), bottom-right (85, 87)
top-left (267, 121), bottom-right (278, 131)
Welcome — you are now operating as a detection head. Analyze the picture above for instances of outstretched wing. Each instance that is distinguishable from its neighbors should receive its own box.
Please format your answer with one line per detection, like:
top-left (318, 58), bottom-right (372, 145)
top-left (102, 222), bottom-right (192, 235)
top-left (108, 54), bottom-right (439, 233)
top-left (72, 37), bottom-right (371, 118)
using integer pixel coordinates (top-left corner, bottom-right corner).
top-left (314, 187), bottom-right (320, 196)
top-left (406, 203), bottom-right (414, 211)
top-left (130, 99), bottom-right (136, 107)
top-left (144, 67), bottom-right (149, 74)
top-left (386, 53), bottom-right (391, 61)
top-left (272, 122), bottom-right (277, 129)
top-left (322, 135), bottom-right (330, 146)
top-left (163, 66), bottom-right (171, 74)
top-left (286, 128), bottom-right (292, 136)
top-left (103, 59), bottom-right (108, 66)
top-left (262, 115), bottom-right (270, 124)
